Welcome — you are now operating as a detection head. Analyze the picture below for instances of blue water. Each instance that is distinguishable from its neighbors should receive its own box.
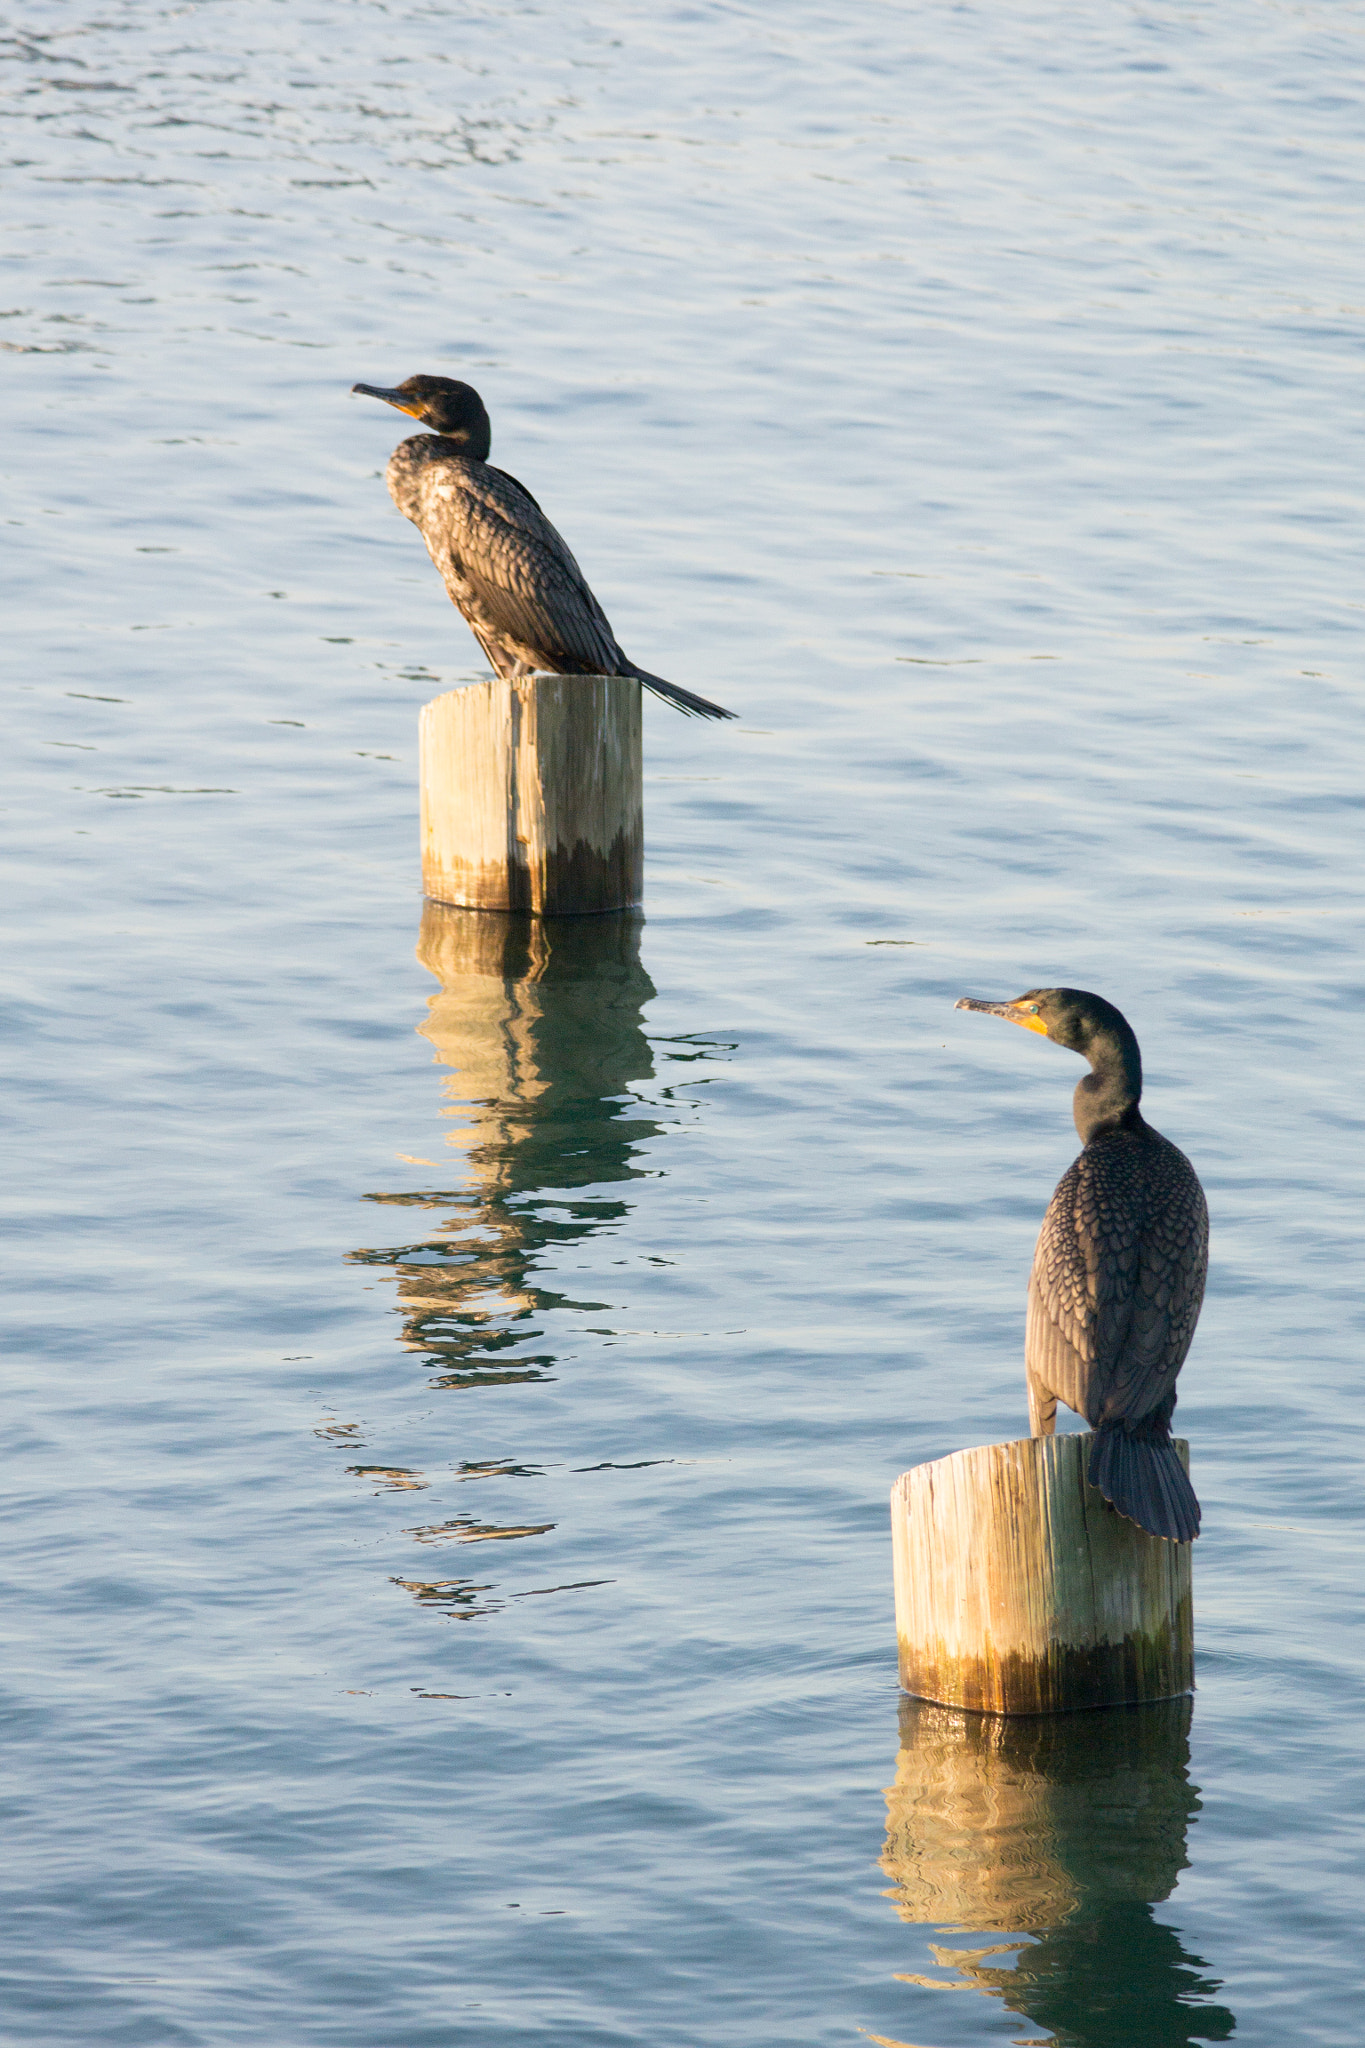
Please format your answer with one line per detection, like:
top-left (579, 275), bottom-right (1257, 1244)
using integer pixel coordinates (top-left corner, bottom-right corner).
top-left (5, 3), bottom-right (1365, 2041)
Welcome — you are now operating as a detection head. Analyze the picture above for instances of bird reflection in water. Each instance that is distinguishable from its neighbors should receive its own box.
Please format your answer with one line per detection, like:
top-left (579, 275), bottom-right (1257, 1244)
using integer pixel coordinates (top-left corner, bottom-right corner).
top-left (877, 1697), bottom-right (1235, 2048)
top-left (350, 901), bottom-right (662, 1391)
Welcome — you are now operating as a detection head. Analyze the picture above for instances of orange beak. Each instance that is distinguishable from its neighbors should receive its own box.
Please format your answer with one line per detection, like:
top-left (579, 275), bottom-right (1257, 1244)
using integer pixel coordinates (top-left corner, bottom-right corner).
top-left (954, 996), bottom-right (1050, 1038)
top-left (352, 382), bottom-right (426, 420)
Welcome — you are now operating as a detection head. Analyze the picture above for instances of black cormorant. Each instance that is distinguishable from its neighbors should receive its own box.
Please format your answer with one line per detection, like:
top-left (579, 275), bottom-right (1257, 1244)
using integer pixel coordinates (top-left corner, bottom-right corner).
top-left (956, 988), bottom-right (1207, 1543)
top-left (352, 375), bottom-right (735, 720)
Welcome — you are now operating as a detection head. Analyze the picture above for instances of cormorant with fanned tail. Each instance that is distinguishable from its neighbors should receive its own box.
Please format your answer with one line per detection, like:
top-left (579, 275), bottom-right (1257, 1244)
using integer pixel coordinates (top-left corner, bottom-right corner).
top-left (956, 988), bottom-right (1207, 1543)
top-left (352, 376), bottom-right (735, 720)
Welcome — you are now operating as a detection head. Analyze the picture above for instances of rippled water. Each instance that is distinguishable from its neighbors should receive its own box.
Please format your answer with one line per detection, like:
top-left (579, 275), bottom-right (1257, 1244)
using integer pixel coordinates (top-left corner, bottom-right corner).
top-left (5, 3), bottom-right (1365, 2041)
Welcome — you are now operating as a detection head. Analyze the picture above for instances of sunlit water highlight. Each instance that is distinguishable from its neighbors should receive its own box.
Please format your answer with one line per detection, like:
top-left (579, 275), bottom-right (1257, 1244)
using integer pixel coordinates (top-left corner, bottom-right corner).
top-left (4, 4), bottom-right (1365, 2042)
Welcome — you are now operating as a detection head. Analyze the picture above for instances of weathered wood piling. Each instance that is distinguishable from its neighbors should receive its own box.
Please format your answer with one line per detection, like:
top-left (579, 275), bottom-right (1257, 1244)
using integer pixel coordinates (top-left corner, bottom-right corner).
top-left (890, 1434), bottom-right (1193, 1715)
top-left (419, 675), bottom-right (642, 915)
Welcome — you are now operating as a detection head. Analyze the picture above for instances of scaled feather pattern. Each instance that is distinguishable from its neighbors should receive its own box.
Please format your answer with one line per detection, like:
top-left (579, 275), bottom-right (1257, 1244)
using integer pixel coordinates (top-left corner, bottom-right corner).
top-left (1026, 1126), bottom-right (1208, 1438)
top-left (386, 438), bottom-right (732, 719)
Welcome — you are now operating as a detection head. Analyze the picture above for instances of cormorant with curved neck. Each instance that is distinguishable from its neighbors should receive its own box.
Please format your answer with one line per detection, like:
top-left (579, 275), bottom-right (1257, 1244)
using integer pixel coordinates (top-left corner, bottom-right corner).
top-left (956, 988), bottom-right (1206, 1543)
top-left (352, 375), bottom-right (735, 720)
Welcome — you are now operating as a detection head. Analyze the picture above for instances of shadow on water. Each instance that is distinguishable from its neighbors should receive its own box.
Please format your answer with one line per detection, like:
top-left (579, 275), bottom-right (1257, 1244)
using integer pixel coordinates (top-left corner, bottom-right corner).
top-left (878, 1696), bottom-right (1235, 2048)
top-left (349, 902), bottom-right (660, 1390)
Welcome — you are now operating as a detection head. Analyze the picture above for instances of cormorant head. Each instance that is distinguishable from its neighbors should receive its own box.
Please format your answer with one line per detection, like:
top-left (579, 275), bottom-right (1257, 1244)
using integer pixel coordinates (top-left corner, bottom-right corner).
top-left (956, 988), bottom-right (1144, 1135)
top-left (956, 987), bottom-right (1127, 1052)
top-left (351, 375), bottom-right (492, 459)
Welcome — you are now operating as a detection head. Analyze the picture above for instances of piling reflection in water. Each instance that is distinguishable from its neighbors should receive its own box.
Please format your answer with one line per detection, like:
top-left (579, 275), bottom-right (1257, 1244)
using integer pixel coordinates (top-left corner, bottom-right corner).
top-left (879, 1697), bottom-right (1235, 2047)
top-left (350, 902), bottom-right (659, 1389)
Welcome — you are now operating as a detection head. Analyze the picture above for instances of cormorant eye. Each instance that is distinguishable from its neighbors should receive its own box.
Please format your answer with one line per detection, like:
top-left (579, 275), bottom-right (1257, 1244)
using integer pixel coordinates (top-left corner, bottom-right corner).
top-left (1028, 1005), bottom-right (1039, 1014)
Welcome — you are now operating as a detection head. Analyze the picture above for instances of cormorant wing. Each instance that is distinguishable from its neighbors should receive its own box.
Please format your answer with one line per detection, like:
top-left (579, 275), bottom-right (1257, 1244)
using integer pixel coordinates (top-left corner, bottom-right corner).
top-left (1101, 1139), bottom-right (1208, 1421)
top-left (1027, 1135), bottom-right (1207, 1429)
top-left (1027, 1151), bottom-right (1110, 1425)
top-left (417, 458), bottom-right (626, 675)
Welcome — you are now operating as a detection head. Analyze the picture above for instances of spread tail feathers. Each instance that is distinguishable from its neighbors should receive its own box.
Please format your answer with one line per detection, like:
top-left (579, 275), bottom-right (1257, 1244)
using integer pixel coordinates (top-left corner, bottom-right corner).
top-left (1088, 1426), bottom-right (1201, 1543)
top-left (629, 668), bottom-right (736, 720)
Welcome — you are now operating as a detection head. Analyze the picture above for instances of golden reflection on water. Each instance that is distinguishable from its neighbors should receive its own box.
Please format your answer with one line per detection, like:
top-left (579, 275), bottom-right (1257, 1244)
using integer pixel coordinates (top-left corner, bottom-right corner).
top-left (878, 1698), bottom-right (1235, 2047)
top-left (346, 903), bottom-right (662, 1620)
top-left (350, 902), bottom-right (658, 1390)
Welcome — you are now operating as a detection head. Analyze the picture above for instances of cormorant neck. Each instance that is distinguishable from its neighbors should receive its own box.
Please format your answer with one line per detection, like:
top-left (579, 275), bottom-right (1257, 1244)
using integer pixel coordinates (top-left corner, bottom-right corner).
top-left (430, 424), bottom-right (490, 461)
top-left (1072, 1023), bottom-right (1143, 1144)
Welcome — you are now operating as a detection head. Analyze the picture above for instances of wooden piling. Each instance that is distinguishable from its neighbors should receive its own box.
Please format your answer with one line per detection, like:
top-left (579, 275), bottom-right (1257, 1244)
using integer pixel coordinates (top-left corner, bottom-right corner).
top-left (419, 675), bottom-right (643, 915)
top-left (890, 1435), bottom-right (1193, 1715)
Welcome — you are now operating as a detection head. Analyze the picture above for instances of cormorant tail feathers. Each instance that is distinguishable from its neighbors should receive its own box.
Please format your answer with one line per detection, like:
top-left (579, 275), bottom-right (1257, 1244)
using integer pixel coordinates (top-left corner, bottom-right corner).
top-left (1088, 1426), bottom-right (1201, 1543)
top-left (628, 667), bottom-right (736, 720)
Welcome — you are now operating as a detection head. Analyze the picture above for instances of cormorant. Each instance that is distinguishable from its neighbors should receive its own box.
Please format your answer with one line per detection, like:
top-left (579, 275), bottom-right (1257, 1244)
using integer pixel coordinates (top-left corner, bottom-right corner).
top-left (352, 375), bottom-right (735, 720)
top-left (955, 988), bottom-right (1207, 1542)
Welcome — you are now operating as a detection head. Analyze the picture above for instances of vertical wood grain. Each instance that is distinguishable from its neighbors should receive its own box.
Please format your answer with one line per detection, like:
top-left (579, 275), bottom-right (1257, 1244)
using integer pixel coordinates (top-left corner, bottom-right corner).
top-left (890, 1435), bottom-right (1194, 1715)
top-left (419, 675), bottom-right (643, 914)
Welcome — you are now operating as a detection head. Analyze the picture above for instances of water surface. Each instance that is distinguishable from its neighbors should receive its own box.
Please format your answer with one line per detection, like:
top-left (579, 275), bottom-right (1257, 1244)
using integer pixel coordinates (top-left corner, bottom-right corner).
top-left (4, 3), bottom-right (1364, 2042)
